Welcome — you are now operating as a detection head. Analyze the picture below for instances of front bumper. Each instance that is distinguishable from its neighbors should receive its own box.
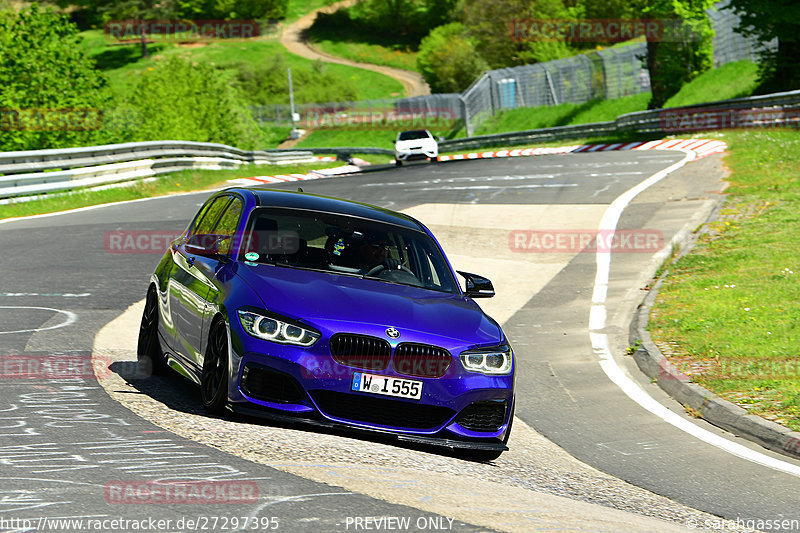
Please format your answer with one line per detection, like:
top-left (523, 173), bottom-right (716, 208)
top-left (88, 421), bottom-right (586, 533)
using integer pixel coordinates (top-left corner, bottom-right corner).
top-left (395, 148), bottom-right (438, 162)
top-left (227, 332), bottom-right (514, 447)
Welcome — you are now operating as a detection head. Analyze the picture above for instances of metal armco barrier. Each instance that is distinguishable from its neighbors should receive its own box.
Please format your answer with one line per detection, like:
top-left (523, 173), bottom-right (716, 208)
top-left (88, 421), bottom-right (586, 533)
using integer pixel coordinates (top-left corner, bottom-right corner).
top-left (0, 140), bottom-right (319, 199)
top-left (2, 90), bottom-right (798, 200)
top-left (438, 89), bottom-right (800, 152)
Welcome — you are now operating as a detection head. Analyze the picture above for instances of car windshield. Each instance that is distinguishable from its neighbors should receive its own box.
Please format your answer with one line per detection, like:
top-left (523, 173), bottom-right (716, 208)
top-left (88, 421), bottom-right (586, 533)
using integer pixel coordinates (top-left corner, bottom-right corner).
top-left (239, 207), bottom-right (459, 294)
top-left (398, 130), bottom-right (431, 141)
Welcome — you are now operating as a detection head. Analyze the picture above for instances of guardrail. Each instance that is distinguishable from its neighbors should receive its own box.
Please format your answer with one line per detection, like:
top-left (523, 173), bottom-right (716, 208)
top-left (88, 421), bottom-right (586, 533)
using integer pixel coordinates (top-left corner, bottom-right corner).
top-left (439, 89), bottom-right (800, 152)
top-left (2, 90), bottom-right (798, 200)
top-left (0, 141), bottom-right (322, 199)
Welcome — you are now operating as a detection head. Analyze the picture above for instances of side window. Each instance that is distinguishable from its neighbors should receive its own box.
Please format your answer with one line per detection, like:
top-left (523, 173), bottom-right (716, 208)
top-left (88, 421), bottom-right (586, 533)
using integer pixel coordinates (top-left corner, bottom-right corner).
top-left (212, 198), bottom-right (243, 255)
top-left (190, 196), bottom-right (231, 238)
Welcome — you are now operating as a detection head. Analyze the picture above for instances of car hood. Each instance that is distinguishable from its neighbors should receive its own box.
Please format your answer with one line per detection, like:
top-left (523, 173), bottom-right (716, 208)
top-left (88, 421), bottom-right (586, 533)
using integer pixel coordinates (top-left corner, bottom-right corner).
top-left (236, 263), bottom-right (502, 347)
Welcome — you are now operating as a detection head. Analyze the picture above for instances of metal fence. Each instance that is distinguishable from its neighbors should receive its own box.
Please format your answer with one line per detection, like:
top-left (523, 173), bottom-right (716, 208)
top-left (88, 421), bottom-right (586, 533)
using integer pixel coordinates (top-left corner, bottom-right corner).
top-left (708, 0), bottom-right (777, 67)
top-left (251, 1), bottom-right (774, 136)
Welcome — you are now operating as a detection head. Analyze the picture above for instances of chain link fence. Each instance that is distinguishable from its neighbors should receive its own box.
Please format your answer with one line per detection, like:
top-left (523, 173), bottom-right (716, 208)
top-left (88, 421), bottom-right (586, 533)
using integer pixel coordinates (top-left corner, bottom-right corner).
top-left (252, 1), bottom-right (775, 136)
top-left (708, 0), bottom-right (777, 67)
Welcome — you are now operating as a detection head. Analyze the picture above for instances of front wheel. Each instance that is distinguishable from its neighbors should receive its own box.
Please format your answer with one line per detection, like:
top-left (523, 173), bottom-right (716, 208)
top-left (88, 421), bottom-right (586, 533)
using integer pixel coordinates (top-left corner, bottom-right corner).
top-left (201, 320), bottom-right (230, 415)
top-left (395, 159), bottom-right (402, 167)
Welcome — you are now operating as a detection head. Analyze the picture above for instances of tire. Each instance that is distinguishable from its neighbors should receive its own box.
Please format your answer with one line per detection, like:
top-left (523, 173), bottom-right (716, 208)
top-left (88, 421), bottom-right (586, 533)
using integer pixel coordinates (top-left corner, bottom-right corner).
top-left (137, 287), bottom-right (167, 376)
top-left (395, 159), bottom-right (402, 167)
top-left (201, 320), bottom-right (230, 415)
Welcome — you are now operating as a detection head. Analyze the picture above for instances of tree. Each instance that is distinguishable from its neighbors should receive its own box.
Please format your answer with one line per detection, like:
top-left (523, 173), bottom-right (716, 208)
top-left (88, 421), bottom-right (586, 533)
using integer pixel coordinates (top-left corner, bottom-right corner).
top-left (124, 56), bottom-right (265, 148)
top-left (0, 4), bottom-right (110, 151)
top-left (725, 0), bottom-right (800, 91)
top-left (417, 22), bottom-right (489, 93)
top-left (461, 0), bottom-right (531, 68)
top-left (97, 0), bottom-right (180, 58)
top-left (639, 0), bottom-right (716, 108)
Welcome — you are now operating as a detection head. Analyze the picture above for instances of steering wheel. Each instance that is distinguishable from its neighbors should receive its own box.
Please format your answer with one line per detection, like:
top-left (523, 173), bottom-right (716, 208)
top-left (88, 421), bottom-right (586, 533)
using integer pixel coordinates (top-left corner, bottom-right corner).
top-left (398, 265), bottom-right (415, 275)
top-left (365, 264), bottom-right (385, 277)
top-left (365, 263), bottom-right (416, 278)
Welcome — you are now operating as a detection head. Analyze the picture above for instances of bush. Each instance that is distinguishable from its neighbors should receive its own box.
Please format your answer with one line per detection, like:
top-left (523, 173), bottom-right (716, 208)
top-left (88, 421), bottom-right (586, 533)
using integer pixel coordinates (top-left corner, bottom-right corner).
top-left (234, 57), bottom-right (359, 105)
top-left (121, 56), bottom-right (266, 148)
top-left (417, 22), bottom-right (488, 93)
top-left (310, 0), bottom-right (458, 45)
top-left (0, 5), bottom-right (110, 151)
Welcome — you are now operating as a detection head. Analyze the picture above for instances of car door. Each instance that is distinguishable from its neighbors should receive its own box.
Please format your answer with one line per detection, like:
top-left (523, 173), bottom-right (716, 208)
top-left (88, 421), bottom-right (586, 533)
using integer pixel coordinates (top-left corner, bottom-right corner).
top-left (194, 196), bottom-right (244, 370)
top-left (168, 194), bottom-right (236, 373)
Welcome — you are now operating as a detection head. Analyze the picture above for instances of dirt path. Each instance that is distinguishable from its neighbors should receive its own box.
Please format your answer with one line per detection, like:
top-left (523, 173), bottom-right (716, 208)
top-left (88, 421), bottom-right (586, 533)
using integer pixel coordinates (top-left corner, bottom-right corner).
top-left (279, 0), bottom-right (430, 98)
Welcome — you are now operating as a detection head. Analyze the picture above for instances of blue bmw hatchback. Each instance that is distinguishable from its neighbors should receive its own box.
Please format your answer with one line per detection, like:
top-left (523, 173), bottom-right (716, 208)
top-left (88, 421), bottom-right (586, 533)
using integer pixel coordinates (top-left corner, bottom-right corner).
top-left (138, 188), bottom-right (514, 459)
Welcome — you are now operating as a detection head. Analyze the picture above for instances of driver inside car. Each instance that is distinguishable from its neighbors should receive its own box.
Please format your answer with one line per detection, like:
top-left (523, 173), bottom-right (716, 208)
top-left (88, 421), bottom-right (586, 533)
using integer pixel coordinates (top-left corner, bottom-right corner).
top-left (358, 236), bottom-right (400, 274)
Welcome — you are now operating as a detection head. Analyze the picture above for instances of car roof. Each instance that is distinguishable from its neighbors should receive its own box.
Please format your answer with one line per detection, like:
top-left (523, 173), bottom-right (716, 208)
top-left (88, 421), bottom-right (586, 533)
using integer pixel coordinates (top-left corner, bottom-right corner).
top-left (228, 188), bottom-right (424, 231)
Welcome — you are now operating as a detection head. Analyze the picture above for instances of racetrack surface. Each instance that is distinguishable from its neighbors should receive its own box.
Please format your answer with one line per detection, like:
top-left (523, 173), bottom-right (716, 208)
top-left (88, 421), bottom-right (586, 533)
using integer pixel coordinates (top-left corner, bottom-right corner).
top-left (2, 152), bottom-right (799, 531)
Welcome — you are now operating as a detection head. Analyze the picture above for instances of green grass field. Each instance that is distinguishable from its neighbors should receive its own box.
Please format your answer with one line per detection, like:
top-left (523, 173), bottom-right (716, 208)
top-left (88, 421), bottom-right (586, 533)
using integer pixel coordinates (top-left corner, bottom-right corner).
top-left (664, 60), bottom-right (760, 108)
top-left (79, 29), bottom-right (404, 102)
top-left (470, 92), bottom-right (652, 136)
top-left (310, 38), bottom-right (418, 72)
top-left (649, 129), bottom-right (800, 431)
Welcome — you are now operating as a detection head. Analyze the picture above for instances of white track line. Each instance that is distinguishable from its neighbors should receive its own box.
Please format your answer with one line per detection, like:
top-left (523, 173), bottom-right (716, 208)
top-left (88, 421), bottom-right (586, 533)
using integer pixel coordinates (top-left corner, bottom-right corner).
top-left (589, 149), bottom-right (800, 478)
top-left (0, 306), bottom-right (77, 335)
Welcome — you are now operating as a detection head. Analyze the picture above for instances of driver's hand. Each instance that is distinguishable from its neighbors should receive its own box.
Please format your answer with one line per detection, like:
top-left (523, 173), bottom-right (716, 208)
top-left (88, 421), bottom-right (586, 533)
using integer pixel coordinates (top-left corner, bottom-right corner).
top-left (384, 257), bottom-right (401, 269)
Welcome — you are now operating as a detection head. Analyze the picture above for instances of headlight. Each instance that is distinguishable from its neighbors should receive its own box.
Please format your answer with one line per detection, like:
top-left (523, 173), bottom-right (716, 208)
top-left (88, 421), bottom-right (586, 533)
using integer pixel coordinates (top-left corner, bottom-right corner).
top-left (459, 345), bottom-right (513, 375)
top-left (237, 309), bottom-right (320, 347)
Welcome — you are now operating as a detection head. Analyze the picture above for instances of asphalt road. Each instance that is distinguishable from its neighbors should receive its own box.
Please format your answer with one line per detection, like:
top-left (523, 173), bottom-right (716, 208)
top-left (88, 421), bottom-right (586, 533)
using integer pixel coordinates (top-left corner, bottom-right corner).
top-left (2, 152), bottom-right (799, 531)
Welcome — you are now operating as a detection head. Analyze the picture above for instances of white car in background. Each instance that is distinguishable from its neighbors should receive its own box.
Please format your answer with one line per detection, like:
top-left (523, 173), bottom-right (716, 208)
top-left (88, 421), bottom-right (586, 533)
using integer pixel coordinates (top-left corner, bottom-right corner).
top-left (393, 129), bottom-right (438, 166)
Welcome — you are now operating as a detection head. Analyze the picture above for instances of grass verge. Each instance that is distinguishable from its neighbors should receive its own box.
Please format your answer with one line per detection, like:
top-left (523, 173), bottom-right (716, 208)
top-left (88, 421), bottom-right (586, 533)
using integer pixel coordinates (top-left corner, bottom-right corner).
top-left (79, 31), bottom-right (405, 101)
top-left (308, 34), bottom-right (418, 72)
top-left (664, 60), bottom-right (760, 108)
top-left (0, 161), bottom-right (342, 220)
top-left (648, 128), bottom-right (800, 431)
top-left (470, 92), bottom-right (653, 136)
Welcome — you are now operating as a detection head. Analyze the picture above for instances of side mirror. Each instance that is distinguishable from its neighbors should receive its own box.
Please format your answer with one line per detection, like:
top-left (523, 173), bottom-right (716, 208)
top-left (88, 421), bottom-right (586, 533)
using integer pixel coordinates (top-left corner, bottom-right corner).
top-left (457, 271), bottom-right (495, 298)
top-left (185, 234), bottom-right (230, 257)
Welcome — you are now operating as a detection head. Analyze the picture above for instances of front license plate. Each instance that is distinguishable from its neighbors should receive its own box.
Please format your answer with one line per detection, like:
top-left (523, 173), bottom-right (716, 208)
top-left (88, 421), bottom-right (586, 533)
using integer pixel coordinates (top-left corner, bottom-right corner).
top-left (351, 372), bottom-right (422, 400)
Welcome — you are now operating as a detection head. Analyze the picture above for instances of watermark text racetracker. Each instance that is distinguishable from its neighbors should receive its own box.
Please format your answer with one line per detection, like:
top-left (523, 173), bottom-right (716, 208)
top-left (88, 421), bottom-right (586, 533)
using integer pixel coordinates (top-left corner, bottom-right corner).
top-left (509, 18), bottom-right (697, 43)
top-left (104, 230), bottom-right (301, 254)
top-left (104, 19), bottom-right (259, 41)
top-left (1, 351), bottom-right (112, 381)
top-left (1, 108), bottom-right (103, 131)
top-left (660, 107), bottom-right (800, 132)
top-left (299, 107), bottom-right (456, 131)
top-left (509, 230), bottom-right (663, 253)
top-left (104, 480), bottom-right (258, 504)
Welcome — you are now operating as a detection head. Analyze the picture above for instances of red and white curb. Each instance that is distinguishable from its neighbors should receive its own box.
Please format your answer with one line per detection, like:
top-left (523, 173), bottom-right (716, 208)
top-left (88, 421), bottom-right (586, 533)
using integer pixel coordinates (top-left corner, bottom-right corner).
top-left (229, 158), bottom-right (370, 186)
top-left (229, 139), bottom-right (727, 186)
top-left (437, 138), bottom-right (727, 162)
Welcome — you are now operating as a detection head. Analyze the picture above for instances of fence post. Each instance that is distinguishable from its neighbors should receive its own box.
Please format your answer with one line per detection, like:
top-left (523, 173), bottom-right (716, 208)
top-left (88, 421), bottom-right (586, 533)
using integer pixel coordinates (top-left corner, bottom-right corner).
top-left (460, 96), bottom-right (472, 137)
